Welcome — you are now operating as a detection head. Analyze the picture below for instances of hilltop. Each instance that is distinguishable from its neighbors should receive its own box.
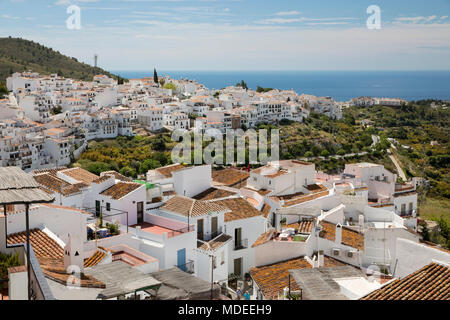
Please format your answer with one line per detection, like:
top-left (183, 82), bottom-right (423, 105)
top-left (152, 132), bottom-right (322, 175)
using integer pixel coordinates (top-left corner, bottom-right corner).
top-left (0, 37), bottom-right (120, 83)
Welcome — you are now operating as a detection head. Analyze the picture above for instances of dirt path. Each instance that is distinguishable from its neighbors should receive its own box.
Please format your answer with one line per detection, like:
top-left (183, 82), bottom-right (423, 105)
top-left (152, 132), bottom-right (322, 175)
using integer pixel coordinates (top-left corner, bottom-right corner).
top-left (388, 147), bottom-right (407, 181)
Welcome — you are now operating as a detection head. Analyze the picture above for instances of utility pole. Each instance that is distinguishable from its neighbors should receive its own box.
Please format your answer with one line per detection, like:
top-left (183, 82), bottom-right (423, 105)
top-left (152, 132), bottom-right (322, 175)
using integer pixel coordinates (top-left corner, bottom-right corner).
top-left (210, 254), bottom-right (214, 300)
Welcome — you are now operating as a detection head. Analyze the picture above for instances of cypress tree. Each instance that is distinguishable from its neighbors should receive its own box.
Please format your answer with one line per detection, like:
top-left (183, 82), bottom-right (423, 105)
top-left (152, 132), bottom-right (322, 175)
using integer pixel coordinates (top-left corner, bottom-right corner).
top-left (154, 68), bottom-right (159, 85)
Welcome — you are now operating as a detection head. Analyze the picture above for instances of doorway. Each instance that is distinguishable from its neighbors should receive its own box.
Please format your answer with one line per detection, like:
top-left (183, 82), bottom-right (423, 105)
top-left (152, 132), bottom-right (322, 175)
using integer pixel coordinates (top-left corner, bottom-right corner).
top-left (177, 248), bottom-right (186, 272)
top-left (211, 216), bottom-right (218, 237)
top-left (234, 258), bottom-right (242, 277)
top-left (137, 201), bottom-right (144, 223)
top-left (197, 219), bottom-right (204, 240)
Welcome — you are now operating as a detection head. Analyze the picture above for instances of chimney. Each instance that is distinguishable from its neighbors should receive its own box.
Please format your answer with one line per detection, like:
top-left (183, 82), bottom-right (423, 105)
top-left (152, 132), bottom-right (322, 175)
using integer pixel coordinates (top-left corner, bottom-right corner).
top-left (64, 234), bottom-right (84, 274)
top-left (335, 224), bottom-right (342, 245)
top-left (359, 214), bottom-right (365, 230)
top-left (318, 250), bottom-right (324, 268)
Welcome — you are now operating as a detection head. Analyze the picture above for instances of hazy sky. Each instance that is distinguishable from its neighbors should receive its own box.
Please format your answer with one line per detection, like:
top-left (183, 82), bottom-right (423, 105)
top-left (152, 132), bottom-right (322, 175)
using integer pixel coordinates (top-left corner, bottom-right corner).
top-left (1, 0), bottom-right (450, 71)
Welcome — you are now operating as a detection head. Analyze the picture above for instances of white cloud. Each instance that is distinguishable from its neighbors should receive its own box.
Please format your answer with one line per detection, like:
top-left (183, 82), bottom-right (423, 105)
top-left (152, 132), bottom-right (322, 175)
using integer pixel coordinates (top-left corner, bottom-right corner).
top-left (275, 11), bottom-right (301, 16)
top-left (395, 15), bottom-right (438, 24)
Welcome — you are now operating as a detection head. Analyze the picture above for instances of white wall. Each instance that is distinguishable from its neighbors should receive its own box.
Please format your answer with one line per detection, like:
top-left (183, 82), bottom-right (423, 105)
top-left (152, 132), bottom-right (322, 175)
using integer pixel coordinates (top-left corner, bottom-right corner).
top-left (226, 215), bottom-right (265, 275)
top-left (8, 270), bottom-right (28, 300)
top-left (172, 165), bottom-right (212, 198)
top-left (394, 238), bottom-right (450, 278)
top-left (5, 205), bottom-right (88, 243)
top-left (254, 238), bottom-right (309, 267)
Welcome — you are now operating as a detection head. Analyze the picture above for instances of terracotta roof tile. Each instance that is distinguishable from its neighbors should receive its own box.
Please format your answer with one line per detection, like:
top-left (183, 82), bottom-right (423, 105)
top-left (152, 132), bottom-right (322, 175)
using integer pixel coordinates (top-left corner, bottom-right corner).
top-left (212, 169), bottom-right (249, 187)
top-left (100, 171), bottom-right (133, 182)
top-left (34, 173), bottom-right (87, 196)
top-left (319, 221), bottom-right (365, 251)
top-left (84, 250), bottom-right (107, 268)
top-left (155, 164), bottom-right (186, 178)
top-left (252, 229), bottom-right (276, 248)
top-left (197, 234), bottom-right (232, 251)
top-left (193, 188), bottom-right (237, 201)
top-left (7, 229), bottom-right (105, 288)
top-left (161, 196), bottom-right (229, 217)
top-left (250, 256), bottom-right (344, 299)
top-left (100, 182), bottom-right (142, 200)
top-left (286, 220), bottom-right (314, 234)
top-left (60, 167), bottom-right (100, 184)
top-left (261, 204), bottom-right (272, 218)
top-left (270, 184), bottom-right (329, 207)
top-left (214, 198), bottom-right (263, 222)
top-left (7, 229), bottom-right (63, 259)
top-left (361, 263), bottom-right (450, 300)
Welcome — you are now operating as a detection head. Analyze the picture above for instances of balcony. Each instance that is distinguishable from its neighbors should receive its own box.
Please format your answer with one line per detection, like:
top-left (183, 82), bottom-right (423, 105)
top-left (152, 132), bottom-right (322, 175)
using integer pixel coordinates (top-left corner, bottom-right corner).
top-left (234, 239), bottom-right (248, 251)
top-left (199, 227), bottom-right (223, 242)
top-left (395, 183), bottom-right (415, 193)
top-left (399, 210), bottom-right (415, 217)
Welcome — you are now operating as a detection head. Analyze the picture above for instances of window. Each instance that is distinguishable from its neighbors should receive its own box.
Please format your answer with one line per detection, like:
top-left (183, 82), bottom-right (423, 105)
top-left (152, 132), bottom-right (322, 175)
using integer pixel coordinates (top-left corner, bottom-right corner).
top-left (106, 202), bottom-right (111, 212)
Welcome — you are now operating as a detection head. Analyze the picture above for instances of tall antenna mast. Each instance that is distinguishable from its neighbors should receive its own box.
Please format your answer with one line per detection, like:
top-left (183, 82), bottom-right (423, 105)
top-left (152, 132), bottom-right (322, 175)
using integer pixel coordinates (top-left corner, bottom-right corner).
top-left (94, 54), bottom-right (98, 68)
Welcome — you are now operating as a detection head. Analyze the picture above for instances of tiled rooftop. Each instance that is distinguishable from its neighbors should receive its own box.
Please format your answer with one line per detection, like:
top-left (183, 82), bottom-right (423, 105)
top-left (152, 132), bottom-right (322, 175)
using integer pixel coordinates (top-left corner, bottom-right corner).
top-left (100, 182), bottom-right (142, 200)
top-left (155, 164), bottom-right (186, 178)
top-left (197, 234), bottom-right (232, 252)
top-left (60, 167), bottom-right (100, 184)
top-left (252, 229), bottom-right (276, 248)
top-left (212, 169), bottom-right (249, 187)
top-left (261, 204), bottom-right (272, 218)
top-left (250, 256), bottom-right (344, 300)
top-left (7, 229), bottom-right (63, 259)
top-left (161, 195), bottom-right (229, 217)
top-left (84, 250), bottom-right (107, 268)
top-left (319, 221), bottom-right (365, 251)
top-left (361, 263), bottom-right (450, 300)
top-left (34, 173), bottom-right (87, 196)
top-left (7, 229), bottom-right (105, 289)
top-left (286, 220), bottom-right (314, 234)
top-left (100, 171), bottom-right (133, 182)
top-left (270, 184), bottom-right (329, 208)
top-left (193, 187), bottom-right (237, 201)
top-left (214, 198), bottom-right (263, 222)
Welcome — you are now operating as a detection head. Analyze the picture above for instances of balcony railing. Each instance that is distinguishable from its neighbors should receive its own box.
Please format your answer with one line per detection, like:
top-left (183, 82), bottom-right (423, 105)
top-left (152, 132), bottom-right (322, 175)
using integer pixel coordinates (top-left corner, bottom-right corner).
top-left (177, 260), bottom-right (195, 274)
top-left (167, 225), bottom-right (195, 238)
top-left (234, 239), bottom-right (248, 251)
top-left (199, 227), bottom-right (223, 241)
top-left (399, 210), bottom-right (415, 217)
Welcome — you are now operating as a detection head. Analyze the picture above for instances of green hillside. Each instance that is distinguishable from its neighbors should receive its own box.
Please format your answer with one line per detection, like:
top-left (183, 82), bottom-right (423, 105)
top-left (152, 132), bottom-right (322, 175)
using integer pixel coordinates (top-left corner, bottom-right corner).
top-left (0, 37), bottom-right (121, 83)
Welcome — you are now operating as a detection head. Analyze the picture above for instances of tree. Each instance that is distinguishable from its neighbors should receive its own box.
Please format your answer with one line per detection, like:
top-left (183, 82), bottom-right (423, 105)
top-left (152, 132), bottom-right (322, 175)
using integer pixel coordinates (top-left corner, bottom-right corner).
top-left (0, 82), bottom-right (8, 98)
top-left (304, 151), bottom-right (314, 158)
top-left (163, 82), bottom-right (177, 91)
top-left (321, 150), bottom-right (331, 158)
top-left (120, 166), bottom-right (136, 178)
top-left (152, 137), bottom-right (166, 151)
top-left (139, 159), bottom-right (161, 174)
top-left (238, 80), bottom-right (248, 90)
top-left (153, 68), bottom-right (159, 85)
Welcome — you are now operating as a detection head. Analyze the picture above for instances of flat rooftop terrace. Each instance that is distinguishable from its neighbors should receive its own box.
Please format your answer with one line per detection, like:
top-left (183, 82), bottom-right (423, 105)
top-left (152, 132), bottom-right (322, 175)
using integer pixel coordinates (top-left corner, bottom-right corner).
top-left (132, 222), bottom-right (182, 237)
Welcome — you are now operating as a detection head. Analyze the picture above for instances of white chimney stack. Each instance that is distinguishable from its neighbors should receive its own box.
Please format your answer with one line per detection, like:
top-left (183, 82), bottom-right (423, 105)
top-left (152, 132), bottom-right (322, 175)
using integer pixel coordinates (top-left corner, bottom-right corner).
top-left (359, 214), bottom-right (365, 230)
top-left (318, 250), bottom-right (324, 268)
top-left (335, 224), bottom-right (342, 245)
top-left (64, 234), bottom-right (84, 274)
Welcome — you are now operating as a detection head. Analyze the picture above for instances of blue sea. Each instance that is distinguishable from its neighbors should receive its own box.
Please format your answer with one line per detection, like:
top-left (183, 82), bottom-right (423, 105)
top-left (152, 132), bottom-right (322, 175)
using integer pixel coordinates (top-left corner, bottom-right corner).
top-left (112, 70), bottom-right (450, 102)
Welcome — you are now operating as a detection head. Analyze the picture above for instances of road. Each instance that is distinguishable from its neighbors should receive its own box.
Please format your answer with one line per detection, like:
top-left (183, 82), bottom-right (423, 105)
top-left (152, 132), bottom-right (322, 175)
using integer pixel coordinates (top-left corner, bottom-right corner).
top-left (388, 147), bottom-right (407, 181)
